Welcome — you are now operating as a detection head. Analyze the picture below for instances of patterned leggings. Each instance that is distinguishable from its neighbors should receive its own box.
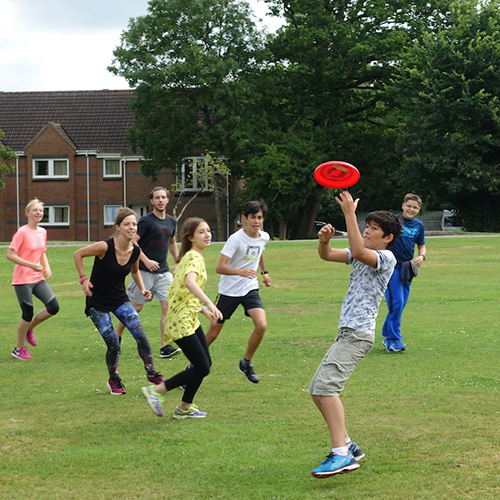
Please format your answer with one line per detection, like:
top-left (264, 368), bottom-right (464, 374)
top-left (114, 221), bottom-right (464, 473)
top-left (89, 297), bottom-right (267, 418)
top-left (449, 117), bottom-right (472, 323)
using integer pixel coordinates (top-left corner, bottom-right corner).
top-left (88, 302), bottom-right (155, 381)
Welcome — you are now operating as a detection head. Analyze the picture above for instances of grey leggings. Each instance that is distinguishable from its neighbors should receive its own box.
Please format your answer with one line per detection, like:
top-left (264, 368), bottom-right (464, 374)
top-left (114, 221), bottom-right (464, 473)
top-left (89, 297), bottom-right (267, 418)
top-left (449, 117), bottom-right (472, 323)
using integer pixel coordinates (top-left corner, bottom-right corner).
top-left (14, 280), bottom-right (59, 321)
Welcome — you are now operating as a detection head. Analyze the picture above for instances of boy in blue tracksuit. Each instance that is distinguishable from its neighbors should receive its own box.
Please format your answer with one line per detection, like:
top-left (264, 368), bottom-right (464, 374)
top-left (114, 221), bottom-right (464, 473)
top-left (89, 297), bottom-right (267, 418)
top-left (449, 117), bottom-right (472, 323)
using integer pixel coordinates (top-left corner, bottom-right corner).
top-left (382, 193), bottom-right (426, 352)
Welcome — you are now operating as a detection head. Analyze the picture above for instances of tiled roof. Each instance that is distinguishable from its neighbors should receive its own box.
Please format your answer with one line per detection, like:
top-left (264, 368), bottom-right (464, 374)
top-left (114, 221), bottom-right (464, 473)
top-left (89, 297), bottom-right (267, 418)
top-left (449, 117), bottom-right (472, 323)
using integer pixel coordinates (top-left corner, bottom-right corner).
top-left (0, 90), bottom-right (139, 155)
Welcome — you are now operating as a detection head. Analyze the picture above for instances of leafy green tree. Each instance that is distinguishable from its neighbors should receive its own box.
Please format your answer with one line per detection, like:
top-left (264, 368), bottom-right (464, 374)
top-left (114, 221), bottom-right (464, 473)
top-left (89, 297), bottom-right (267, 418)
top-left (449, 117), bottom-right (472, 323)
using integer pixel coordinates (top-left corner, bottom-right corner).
top-left (109, 0), bottom-right (264, 236)
top-left (0, 129), bottom-right (16, 190)
top-left (235, 0), bottom-right (449, 237)
top-left (393, 0), bottom-right (500, 230)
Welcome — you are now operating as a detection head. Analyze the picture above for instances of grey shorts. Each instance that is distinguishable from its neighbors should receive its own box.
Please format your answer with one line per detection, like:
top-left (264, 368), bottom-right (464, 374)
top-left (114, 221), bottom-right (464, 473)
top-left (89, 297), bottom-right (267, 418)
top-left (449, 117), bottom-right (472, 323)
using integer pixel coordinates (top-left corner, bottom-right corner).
top-left (308, 328), bottom-right (374, 397)
top-left (128, 271), bottom-right (173, 304)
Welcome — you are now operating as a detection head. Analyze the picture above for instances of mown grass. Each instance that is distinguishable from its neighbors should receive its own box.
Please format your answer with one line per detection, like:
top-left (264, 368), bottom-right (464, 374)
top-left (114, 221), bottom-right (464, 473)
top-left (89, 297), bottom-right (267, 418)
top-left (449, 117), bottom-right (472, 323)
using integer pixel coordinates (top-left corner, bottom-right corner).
top-left (0, 236), bottom-right (499, 499)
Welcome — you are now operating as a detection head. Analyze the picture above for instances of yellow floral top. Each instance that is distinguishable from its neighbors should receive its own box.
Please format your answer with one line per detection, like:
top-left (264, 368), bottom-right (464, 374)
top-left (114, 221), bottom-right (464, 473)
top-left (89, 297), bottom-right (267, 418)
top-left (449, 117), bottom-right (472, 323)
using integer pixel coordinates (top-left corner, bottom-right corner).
top-left (165, 249), bottom-right (207, 343)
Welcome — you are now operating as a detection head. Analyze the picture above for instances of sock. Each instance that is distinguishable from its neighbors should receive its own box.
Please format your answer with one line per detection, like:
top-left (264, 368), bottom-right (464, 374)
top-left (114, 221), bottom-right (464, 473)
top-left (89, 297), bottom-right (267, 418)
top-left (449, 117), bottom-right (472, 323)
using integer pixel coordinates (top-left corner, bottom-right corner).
top-left (118, 336), bottom-right (122, 345)
top-left (242, 358), bottom-right (251, 366)
top-left (345, 437), bottom-right (352, 446)
top-left (332, 446), bottom-right (349, 456)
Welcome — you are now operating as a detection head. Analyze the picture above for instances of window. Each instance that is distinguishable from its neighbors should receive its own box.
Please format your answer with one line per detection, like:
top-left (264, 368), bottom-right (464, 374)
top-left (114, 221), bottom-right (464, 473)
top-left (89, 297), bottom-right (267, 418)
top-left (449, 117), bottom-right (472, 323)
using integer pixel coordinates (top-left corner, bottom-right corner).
top-left (40, 206), bottom-right (70, 226)
top-left (131, 205), bottom-right (148, 218)
top-left (177, 156), bottom-right (212, 192)
top-left (104, 159), bottom-right (122, 178)
top-left (33, 158), bottom-right (69, 179)
top-left (104, 205), bottom-right (121, 225)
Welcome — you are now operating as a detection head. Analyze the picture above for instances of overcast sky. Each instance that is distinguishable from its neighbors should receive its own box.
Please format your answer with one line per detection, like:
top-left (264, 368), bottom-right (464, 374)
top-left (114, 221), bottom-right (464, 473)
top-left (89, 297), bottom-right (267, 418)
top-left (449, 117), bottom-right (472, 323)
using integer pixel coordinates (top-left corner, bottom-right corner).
top-left (0, 0), bottom-right (282, 92)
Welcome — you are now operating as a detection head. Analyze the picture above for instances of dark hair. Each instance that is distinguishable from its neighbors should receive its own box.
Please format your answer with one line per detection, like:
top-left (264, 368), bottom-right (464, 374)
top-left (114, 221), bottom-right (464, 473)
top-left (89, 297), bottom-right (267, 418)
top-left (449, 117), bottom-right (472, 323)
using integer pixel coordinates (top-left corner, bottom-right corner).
top-left (149, 186), bottom-right (169, 199)
top-left (178, 217), bottom-right (207, 262)
top-left (243, 200), bottom-right (267, 217)
top-left (365, 210), bottom-right (402, 248)
top-left (114, 207), bottom-right (137, 227)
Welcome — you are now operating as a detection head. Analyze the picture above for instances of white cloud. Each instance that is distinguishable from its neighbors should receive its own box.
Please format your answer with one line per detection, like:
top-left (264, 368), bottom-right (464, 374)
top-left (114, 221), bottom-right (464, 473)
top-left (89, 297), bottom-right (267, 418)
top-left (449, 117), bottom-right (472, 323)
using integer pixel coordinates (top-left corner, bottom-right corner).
top-left (0, 0), bottom-right (283, 92)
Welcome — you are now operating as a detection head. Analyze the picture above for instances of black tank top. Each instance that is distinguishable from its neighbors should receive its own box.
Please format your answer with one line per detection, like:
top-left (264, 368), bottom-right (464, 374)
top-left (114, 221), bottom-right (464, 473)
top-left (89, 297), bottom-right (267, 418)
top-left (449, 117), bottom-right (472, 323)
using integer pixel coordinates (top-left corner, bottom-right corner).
top-left (85, 238), bottom-right (140, 314)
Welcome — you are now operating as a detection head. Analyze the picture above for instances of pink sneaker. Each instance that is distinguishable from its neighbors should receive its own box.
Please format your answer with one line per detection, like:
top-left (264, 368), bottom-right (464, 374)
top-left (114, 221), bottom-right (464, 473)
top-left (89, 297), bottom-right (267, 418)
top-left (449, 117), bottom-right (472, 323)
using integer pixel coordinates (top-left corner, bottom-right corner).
top-left (26, 329), bottom-right (37, 346)
top-left (12, 347), bottom-right (33, 360)
top-left (107, 378), bottom-right (126, 395)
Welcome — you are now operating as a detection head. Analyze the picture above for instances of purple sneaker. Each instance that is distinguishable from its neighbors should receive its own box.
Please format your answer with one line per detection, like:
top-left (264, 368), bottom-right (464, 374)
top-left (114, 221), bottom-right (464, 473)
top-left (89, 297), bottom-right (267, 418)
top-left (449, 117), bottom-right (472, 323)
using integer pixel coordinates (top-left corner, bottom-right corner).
top-left (26, 329), bottom-right (37, 346)
top-left (107, 378), bottom-right (126, 395)
top-left (147, 372), bottom-right (164, 385)
top-left (141, 386), bottom-right (165, 417)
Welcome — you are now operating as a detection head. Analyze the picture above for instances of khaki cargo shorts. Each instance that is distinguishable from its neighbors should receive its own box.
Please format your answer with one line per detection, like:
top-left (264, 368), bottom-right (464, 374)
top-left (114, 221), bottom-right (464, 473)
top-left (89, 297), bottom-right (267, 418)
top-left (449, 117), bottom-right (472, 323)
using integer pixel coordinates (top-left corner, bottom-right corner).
top-left (308, 328), bottom-right (374, 397)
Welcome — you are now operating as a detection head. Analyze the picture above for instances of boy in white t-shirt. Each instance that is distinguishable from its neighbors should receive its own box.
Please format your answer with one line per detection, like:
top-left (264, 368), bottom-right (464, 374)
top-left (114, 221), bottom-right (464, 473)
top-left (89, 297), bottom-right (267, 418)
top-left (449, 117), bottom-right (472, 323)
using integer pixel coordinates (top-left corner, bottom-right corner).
top-left (205, 201), bottom-right (271, 383)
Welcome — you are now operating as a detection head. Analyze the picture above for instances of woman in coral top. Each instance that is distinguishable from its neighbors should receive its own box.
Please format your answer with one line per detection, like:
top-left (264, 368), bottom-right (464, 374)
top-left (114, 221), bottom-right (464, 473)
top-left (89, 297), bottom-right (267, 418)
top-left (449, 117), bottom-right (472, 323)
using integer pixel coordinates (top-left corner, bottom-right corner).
top-left (7, 199), bottom-right (60, 360)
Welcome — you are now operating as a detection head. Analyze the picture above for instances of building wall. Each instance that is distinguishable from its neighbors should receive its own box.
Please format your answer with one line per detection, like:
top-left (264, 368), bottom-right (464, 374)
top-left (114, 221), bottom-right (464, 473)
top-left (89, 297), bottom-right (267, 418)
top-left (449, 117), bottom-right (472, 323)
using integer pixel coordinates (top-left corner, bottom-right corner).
top-left (0, 127), bottom-right (219, 242)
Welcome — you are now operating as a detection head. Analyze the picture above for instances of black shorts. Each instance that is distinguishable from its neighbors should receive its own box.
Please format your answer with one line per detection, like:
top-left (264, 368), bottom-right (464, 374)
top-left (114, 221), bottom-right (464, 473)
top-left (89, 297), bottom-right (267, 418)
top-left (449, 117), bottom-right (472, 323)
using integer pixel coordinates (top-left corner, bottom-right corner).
top-left (215, 289), bottom-right (264, 324)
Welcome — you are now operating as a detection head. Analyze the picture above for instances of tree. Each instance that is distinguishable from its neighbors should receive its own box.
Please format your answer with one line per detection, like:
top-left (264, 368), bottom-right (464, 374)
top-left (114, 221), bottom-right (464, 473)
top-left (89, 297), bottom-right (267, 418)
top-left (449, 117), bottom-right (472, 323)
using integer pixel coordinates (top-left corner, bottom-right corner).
top-left (109, 0), bottom-right (264, 236)
top-left (0, 129), bottom-right (16, 190)
top-left (233, 0), bottom-right (449, 237)
top-left (393, 0), bottom-right (500, 230)
top-left (170, 152), bottom-right (230, 238)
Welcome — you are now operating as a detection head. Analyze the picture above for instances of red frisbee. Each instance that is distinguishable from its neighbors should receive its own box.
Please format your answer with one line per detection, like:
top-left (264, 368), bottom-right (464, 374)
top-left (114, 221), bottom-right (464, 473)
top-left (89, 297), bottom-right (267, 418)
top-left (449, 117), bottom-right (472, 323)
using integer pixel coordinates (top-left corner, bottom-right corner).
top-left (314, 161), bottom-right (360, 189)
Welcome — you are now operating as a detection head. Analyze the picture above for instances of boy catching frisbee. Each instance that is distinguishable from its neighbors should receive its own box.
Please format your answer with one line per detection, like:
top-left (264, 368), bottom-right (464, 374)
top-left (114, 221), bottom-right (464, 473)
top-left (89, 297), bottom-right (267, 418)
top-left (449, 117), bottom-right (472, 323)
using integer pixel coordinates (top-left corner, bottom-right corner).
top-left (310, 191), bottom-right (401, 478)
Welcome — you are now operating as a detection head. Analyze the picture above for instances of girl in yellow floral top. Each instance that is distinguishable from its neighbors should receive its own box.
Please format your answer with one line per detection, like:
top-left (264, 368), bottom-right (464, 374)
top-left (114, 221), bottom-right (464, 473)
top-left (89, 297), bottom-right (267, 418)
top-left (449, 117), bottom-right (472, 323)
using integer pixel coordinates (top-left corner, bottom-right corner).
top-left (141, 217), bottom-right (222, 419)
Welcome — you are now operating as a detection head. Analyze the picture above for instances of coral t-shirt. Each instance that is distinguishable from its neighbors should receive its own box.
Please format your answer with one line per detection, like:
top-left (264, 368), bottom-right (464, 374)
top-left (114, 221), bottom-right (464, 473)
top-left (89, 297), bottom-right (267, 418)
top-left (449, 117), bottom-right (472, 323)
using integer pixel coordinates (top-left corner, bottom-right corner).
top-left (9, 225), bottom-right (47, 285)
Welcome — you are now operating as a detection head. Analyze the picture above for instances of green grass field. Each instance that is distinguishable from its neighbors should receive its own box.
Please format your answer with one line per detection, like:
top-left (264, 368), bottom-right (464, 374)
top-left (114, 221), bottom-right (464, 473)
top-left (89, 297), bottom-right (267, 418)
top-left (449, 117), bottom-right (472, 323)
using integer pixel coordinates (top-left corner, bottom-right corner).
top-left (1, 236), bottom-right (499, 499)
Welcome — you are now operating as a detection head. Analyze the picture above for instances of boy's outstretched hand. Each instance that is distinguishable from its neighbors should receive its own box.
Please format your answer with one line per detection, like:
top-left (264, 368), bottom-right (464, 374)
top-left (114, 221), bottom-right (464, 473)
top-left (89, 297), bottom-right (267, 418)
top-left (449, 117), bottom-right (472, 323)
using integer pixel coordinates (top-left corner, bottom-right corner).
top-left (335, 191), bottom-right (360, 215)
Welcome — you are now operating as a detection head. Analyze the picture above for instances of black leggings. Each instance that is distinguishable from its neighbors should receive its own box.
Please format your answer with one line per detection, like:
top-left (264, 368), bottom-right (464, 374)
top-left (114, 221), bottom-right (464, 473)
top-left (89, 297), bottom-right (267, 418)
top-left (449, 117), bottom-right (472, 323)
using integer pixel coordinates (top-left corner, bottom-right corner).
top-left (164, 326), bottom-right (211, 404)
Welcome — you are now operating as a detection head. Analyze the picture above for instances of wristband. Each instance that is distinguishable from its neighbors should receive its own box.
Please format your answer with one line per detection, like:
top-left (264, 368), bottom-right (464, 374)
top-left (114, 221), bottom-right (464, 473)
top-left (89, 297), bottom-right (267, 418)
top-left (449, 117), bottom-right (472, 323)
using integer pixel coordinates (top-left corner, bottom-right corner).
top-left (319, 240), bottom-right (329, 245)
top-left (79, 276), bottom-right (88, 284)
top-left (419, 254), bottom-right (426, 261)
top-left (201, 306), bottom-right (208, 312)
top-left (261, 271), bottom-right (269, 276)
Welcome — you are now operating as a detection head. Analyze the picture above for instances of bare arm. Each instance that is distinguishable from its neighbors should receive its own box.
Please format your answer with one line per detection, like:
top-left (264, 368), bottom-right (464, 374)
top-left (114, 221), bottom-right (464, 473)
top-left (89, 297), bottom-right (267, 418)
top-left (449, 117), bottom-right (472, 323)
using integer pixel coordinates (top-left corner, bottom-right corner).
top-left (6, 248), bottom-right (43, 272)
top-left (169, 235), bottom-right (179, 263)
top-left (185, 272), bottom-right (223, 320)
top-left (216, 254), bottom-right (257, 280)
top-left (336, 191), bottom-right (378, 268)
top-left (317, 224), bottom-right (349, 263)
top-left (131, 258), bottom-right (152, 301)
top-left (415, 244), bottom-right (427, 267)
top-left (73, 241), bottom-right (108, 297)
top-left (40, 252), bottom-right (52, 280)
top-left (259, 254), bottom-right (271, 287)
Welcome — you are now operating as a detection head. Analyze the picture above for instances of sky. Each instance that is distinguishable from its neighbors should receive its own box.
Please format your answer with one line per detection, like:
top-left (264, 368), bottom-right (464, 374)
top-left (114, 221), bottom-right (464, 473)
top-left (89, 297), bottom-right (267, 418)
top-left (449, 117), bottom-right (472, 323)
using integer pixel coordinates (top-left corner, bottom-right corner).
top-left (0, 0), bottom-right (283, 92)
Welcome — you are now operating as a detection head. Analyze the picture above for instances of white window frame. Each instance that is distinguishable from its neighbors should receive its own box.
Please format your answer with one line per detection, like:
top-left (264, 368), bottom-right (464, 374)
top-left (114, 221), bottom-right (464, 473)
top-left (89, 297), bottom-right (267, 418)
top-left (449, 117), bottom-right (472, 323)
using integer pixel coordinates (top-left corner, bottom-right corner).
top-left (103, 158), bottom-right (122, 178)
top-left (40, 205), bottom-right (70, 226)
top-left (177, 156), bottom-right (212, 192)
top-left (104, 205), bottom-right (121, 226)
top-left (33, 158), bottom-right (69, 179)
top-left (130, 205), bottom-right (148, 218)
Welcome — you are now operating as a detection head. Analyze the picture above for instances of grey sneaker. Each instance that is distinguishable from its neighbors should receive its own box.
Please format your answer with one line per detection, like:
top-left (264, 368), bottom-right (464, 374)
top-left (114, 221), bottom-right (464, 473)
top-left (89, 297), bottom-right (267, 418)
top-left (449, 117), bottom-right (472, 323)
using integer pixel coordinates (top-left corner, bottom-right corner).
top-left (141, 386), bottom-right (165, 417)
top-left (173, 404), bottom-right (207, 420)
top-left (238, 359), bottom-right (260, 384)
top-left (348, 442), bottom-right (365, 462)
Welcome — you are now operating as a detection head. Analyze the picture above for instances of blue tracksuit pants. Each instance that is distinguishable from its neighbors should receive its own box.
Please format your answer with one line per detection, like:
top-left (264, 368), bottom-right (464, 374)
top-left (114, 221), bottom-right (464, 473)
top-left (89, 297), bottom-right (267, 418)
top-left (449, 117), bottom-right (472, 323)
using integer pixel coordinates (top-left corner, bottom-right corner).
top-left (382, 266), bottom-right (411, 341)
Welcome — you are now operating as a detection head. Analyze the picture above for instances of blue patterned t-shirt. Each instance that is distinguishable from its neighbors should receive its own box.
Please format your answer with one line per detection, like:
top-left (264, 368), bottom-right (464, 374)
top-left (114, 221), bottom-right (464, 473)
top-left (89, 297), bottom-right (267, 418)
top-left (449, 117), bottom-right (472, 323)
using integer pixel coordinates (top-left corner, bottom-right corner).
top-left (338, 249), bottom-right (396, 335)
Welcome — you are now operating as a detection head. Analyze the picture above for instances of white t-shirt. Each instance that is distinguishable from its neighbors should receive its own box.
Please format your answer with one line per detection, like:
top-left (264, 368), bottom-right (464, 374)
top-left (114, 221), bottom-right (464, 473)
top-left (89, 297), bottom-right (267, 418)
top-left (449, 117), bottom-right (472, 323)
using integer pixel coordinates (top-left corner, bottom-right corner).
top-left (218, 228), bottom-right (270, 297)
top-left (338, 248), bottom-right (396, 336)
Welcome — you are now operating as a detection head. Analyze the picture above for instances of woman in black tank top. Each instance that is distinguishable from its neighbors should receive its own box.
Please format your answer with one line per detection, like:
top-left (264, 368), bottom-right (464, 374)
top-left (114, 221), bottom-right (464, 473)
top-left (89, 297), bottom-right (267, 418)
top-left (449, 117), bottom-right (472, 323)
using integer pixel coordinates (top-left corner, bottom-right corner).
top-left (74, 208), bottom-right (163, 395)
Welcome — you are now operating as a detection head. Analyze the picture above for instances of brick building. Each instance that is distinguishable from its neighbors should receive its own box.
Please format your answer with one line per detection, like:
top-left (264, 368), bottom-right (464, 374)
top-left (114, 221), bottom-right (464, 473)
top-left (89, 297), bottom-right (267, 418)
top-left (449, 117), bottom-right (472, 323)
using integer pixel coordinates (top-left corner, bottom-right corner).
top-left (0, 90), bottom-right (222, 242)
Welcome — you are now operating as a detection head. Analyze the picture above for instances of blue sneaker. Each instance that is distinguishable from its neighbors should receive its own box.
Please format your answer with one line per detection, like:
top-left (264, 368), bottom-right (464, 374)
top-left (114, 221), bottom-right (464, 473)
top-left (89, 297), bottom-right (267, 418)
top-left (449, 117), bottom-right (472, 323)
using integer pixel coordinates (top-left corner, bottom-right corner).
top-left (141, 386), bottom-right (165, 417)
top-left (385, 339), bottom-right (406, 352)
top-left (382, 337), bottom-right (388, 348)
top-left (348, 442), bottom-right (365, 461)
top-left (311, 452), bottom-right (360, 478)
